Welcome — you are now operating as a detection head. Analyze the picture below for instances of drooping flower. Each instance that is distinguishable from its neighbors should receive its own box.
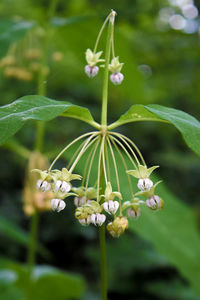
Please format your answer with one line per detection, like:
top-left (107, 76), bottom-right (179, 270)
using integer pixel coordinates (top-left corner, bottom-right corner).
top-left (51, 198), bottom-right (66, 212)
top-left (146, 195), bottom-right (164, 210)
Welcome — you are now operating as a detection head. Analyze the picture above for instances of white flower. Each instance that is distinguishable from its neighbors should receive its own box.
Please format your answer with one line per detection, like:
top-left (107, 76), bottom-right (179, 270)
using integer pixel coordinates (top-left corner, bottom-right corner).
top-left (74, 196), bottom-right (86, 207)
top-left (110, 72), bottom-right (124, 85)
top-left (51, 199), bottom-right (66, 212)
top-left (55, 180), bottom-right (71, 193)
top-left (36, 179), bottom-right (51, 192)
top-left (146, 195), bottom-right (164, 210)
top-left (137, 178), bottom-right (153, 191)
top-left (78, 216), bottom-right (91, 226)
top-left (85, 65), bottom-right (99, 77)
top-left (91, 213), bottom-right (106, 226)
top-left (102, 200), bottom-right (119, 214)
top-left (127, 207), bottom-right (141, 218)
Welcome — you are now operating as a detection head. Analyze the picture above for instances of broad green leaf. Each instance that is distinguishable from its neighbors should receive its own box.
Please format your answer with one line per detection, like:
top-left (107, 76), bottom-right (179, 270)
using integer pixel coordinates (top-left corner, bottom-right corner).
top-left (108, 104), bottom-right (200, 156)
top-left (0, 19), bottom-right (35, 58)
top-left (146, 104), bottom-right (200, 157)
top-left (108, 104), bottom-right (166, 129)
top-left (0, 95), bottom-right (100, 145)
top-left (31, 265), bottom-right (85, 300)
top-left (0, 260), bottom-right (85, 300)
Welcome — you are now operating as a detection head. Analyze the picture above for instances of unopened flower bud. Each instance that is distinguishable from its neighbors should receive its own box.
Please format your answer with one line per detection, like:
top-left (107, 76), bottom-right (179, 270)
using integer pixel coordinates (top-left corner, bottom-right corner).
top-left (51, 198), bottom-right (66, 212)
top-left (78, 216), bottom-right (91, 226)
top-left (85, 65), bottom-right (99, 78)
top-left (36, 179), bottom-right (51, 192)
top-left (127, 207), bottom-right (141, 218)
top-left (110, 72), bottom-right (124, 85)
top-left (74, 196), bottom-right (86, 207)
top-left (137, 178), bottom-right (153, 191)
top-left (103, 200), bottom-right (119, 214)
top-left (107, 217), bottom-right (128, 238)
top-left (91, 213), bottom-right (106, 226)
top-left (146, 195), bottom-right (164, 210)
top-left (55, 180), bottom-right (71, 193)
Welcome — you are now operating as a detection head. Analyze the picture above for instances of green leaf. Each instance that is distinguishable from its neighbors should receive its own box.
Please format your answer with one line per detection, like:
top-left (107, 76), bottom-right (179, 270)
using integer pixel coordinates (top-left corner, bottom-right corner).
top-left (0, 259), bottom-right (85, 300)
top-left (0, 95), bottom-right (100, 145)
top-left (0, 19), bottom-right (35, 58)
top-left (31, 265), bottom-right (85, 300)
top-left (108, 104), bottom-right (166, 129)
top-left (146, 104), bottom-right (200, 156)
top-left (108, 104), bottom-right (200, 156)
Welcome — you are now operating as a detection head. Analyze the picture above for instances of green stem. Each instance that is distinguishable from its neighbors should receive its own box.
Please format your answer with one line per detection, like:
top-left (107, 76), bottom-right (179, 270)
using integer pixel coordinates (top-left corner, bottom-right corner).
top-left (99, 11), bottom-right (116, 300)
top-left (99, 223), bottom-right (107, 300)
top-left (27, 212), bottom-right (39, 270)
top-left (26, 212), bottom-right (39, 300)
top-left (101, 12), bottom-right (115, 126)
top-left (99, 159), bottom-right (107, 300)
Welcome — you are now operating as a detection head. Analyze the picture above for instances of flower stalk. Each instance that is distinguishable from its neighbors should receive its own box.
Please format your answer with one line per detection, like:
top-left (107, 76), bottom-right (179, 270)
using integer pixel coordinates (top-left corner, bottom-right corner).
top-left (101, 10), bottom-right (116, 126)
top-left (99, 11), bottom-right (116, 299)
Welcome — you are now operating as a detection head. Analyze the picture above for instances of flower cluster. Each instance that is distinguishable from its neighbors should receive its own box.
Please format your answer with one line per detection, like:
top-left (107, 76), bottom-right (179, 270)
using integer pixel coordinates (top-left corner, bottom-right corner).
top-left (33, 167), bottom-right (81, 212)
top-left (33, 131), bottom-right (164, 238)
top-left (84, 10), bottom-right (124, 85)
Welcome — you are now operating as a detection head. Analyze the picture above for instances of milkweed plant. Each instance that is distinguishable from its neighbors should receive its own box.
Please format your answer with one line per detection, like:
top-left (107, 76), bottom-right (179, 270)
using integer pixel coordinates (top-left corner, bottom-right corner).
top-left (33, 10), bottom-right (163, 299)
top-left (1, 8), bottom-right (200, 300)
top-left (34, 10), bottom-right (163, 235)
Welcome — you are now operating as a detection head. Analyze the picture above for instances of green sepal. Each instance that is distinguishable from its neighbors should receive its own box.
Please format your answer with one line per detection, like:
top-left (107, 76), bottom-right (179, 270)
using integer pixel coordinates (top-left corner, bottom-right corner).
top-left (104, 182), bottom-right (122, 201)
top-left (54, 191), bottom-right (76, 200)
top-left (122, 197), bottom-right (142, 211)
top-left (122, 201), bottom-right (131, 210)
top-left (126, 165), bottom-right (159, 179)
top-left (75, 200), bottom-right (102, 219)
top-left (108, 57), bottom-right (124, 73)
top-left (86, 187), bottom-right (97, 199)
top-left (52, 168), bottom-right (82, 182)
top-left (31, 169), bottom-right (52, 181)
top-left (72, 187), bottom-right (85, 197)
top-left (85, 200), bottom-right (102, 213)
top-left (85, 48), bottom-right (105, 67)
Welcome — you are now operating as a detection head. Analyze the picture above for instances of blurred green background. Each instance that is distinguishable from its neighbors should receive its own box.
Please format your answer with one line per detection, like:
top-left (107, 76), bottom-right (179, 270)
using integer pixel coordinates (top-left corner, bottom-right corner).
top-left (0, 0), bottom-right (200, 299)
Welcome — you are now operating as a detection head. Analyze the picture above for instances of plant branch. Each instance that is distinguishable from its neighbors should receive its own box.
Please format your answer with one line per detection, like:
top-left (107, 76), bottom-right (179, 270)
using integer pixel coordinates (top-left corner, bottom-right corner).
top-left (101, 11), bottom-right (116, 126)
